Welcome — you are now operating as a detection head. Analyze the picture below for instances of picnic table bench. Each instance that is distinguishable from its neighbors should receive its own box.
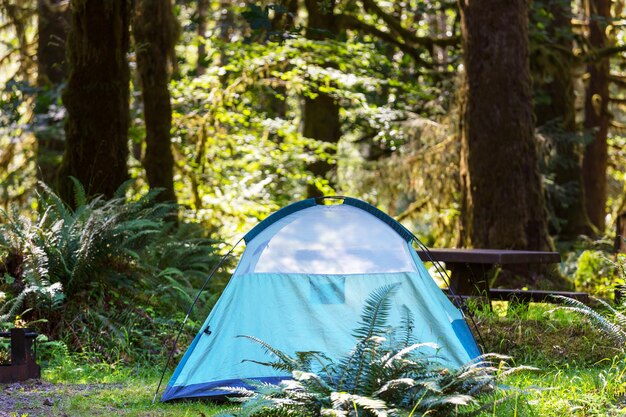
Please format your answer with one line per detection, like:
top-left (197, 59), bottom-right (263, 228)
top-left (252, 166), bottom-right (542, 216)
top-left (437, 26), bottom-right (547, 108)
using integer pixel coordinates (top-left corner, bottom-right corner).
top-left (415, 248), bottom-right (589, 305)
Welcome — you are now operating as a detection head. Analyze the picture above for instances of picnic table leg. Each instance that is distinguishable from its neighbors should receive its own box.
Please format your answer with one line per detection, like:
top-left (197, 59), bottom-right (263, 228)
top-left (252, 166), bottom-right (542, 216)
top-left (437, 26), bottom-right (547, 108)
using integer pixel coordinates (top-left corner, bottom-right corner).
top-left (448, 263), bottom-right (492, 310)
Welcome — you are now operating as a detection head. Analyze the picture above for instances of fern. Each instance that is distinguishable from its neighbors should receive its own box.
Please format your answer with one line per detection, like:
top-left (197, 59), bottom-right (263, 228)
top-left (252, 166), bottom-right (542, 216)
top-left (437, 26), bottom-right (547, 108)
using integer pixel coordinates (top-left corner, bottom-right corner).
top-left (551, 295), bottom-right (626, 347)
top-left (224, 286), bottom-right (528, 417)
top-left (0, 180), bottom-right (223, 361)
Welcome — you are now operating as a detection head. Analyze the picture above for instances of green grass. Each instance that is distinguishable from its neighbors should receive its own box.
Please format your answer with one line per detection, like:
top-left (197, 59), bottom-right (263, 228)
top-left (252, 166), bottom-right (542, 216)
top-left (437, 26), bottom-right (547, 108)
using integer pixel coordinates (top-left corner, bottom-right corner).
top-left (49, 377), bottom-right (229, 417)
top-left (502, 359), bottom-right (626, 416)
top-left (470, 301), bottom-right (626, 416)
top-left (20, 359), bottom-right (625, 417)
top-left (3, 360), bottom-right (232, 417)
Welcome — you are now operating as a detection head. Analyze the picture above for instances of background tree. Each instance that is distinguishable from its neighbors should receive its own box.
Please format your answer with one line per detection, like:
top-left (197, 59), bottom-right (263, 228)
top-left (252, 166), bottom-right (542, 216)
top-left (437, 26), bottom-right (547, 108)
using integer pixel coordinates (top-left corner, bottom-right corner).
top-left (133, 0), bottom-right (178, 202)
top-left (458, 0), bottom-right (551, 252)
top-left (303, 0), bottom-right (341, 198)
top-left (530, 0), bottom-right (595, 240)
top-left (35, 0), bottom-right (69, 187)
top-left (58, 0), bottom-right (131, 202)
top-left (582, 0), bottom-right (612, 233)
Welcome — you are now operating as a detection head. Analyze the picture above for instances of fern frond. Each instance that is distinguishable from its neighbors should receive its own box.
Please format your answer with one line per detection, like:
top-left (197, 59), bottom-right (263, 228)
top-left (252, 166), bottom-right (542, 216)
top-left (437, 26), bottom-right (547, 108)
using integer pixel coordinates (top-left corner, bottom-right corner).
top-left (237, 335), bottom-right (301, 372)
top-left (330, 392), bottom-right (389, 417)
top-left (69, 177), bottom-right (87, 208)
top-left (399, 306), bottom-right (414, 347)
top-left (551, 296), bottom-right (626, 345)
top-left (352, 283), bottom-right (400, 341)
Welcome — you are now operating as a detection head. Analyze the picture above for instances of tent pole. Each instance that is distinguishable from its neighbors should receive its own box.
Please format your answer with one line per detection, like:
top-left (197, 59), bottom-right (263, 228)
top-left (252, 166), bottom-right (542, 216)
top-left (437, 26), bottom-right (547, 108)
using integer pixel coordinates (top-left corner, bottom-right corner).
top-left (410, 237), bottom-right (487, 352)
top-left (152, 236), bottom-right (245, 404)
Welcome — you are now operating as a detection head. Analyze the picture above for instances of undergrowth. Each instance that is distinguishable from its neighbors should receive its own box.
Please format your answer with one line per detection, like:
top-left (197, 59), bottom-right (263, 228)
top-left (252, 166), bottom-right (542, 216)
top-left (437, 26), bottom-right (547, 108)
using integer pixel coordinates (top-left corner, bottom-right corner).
top-left (476, 301), bottom-right (619, 367)
top-left (0, 180), bottom-right (227, 363)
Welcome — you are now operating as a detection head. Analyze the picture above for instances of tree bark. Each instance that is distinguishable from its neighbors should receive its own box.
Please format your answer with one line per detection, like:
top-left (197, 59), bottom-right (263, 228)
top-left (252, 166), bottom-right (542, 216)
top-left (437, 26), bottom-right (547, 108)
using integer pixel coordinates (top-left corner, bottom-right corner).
top-left (35, 0), bottom-right (70, 187)
top-left (458, 0), bottom-right (551, 252)
top-left (37, 0), bottom-right (69, 86)
top-left (582, 0), bottom-right (611, 233)
top-left (133, 0), bottom-right (177, 202)
top-left (58, 0), bottom-right (131, 202)
top-left (303, 0), bottom-right (341, 198)
top-left (196, 0), bottom-right (208, 76)
top-left (531, 1), bottom-right (595, 239)
top-left (616, 212), bottom-right (626, 253)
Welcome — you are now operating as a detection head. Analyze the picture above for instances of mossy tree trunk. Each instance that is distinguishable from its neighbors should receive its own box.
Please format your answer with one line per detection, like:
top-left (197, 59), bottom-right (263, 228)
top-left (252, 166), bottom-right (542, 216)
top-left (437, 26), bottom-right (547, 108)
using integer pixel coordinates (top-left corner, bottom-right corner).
top-left (582, 0), bottom-right (611, 233)
top-left (458, 0), bottom-right (551, 252)
top-left (133, 0), bottom-right (178, 202)
top-left (616, 212), bottom-right (626, 253)
top-left (531, 0), bottom-right (595, 239)
top-left (196, 0), bottom-right (208, 76)
top-left (58, 0), bottom-right (131, 202)
top-left (303, 0), bottom-right (341, 198)
top-left (36, 0), bottom-right (70, 187)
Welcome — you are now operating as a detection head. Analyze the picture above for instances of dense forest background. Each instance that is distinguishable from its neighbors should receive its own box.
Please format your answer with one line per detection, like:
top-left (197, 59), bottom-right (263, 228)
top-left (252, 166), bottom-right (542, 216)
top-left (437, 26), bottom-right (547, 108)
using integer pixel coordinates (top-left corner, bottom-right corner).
top-left (1, 0), bottom-right (626, 246)
top-left (1, 0), bottom-right (626, 360)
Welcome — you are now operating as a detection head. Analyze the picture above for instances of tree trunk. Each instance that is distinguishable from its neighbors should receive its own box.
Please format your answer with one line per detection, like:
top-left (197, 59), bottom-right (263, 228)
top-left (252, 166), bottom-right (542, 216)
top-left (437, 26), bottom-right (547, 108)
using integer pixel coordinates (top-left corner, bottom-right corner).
top-left (582, 0), bottom-right (611, 233)
top-left (35, 0), bottom-right (70, 187)
top-left (616, 212), bottom-right (626, 253)
top-left (458, 0), bottom-right (551, 252)
top-left (133, 0), bottom-right (177, 202)
top-left (303, 0), bottom-right (341, 198)
top-left (196, 0), bottom-right (208, 76)
top-left (531, 1), bottom-right (595, 239)
top-left (58, 0), bottom-right (131, 202)
top-left (37, 0), bottom-right (69, 86)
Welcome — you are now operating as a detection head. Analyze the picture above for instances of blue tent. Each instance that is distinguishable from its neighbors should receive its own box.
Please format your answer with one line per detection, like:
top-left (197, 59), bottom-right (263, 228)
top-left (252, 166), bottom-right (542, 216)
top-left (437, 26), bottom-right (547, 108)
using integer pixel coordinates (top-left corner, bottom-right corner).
top-left (161, 197), bottom-right (480, 402)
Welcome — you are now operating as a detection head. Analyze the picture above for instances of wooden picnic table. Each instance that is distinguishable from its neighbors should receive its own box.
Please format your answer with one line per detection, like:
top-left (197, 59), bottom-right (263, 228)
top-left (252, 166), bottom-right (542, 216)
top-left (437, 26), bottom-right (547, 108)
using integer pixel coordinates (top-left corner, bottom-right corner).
top-left (415, 248), bottom-right (588, 304)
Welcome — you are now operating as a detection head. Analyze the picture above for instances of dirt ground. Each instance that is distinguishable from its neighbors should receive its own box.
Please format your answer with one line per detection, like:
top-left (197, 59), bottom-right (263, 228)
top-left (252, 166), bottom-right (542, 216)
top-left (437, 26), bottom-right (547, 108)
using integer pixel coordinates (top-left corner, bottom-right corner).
top-left (0, 379), bottom-right (110, 417)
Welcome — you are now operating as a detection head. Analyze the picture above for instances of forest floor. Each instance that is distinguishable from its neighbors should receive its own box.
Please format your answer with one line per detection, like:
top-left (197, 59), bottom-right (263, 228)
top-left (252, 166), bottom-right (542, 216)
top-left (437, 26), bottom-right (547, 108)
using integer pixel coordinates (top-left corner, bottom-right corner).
top-left (0, 376), bottom-right (226, 417)
top-left (2, 364), bottom-right (626, 417)
top-left (2, 303), bottom-right (625, 416)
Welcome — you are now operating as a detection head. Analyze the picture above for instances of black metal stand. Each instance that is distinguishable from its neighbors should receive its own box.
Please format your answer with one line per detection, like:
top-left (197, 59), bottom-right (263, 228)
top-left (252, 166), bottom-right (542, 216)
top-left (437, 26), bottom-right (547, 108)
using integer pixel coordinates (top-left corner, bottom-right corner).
top-left (0, 328), bottom-right (41, 383)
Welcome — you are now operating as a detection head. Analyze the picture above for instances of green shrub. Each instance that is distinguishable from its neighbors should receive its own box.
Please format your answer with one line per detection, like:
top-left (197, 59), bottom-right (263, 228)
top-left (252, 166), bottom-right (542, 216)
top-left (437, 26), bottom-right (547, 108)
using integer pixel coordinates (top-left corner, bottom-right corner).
top-left (0, 180), bottom-right (223, 362)
top-left (221, 285), bottom-right (531, 417)
top-left (574, 250), bottom-right (621, 297)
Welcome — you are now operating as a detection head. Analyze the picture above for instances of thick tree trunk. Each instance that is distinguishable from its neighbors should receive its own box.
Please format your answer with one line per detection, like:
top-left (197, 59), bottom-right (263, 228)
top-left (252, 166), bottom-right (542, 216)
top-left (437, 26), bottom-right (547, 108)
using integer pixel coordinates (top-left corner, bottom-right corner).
top-left (458, 0), bottom-right (551, 252)
top-left (36, 0), bottom-right (70, 187)
top-left (134, 0), bottom-right (177, 202)
top-left (58, 0), bottom-right (130, 202)
top-left (531, 1), bottom-right (595, 239)
top-left (303, 0), bottom-right (341, 198)
top-left (582, 0), bottom-right (611, 233)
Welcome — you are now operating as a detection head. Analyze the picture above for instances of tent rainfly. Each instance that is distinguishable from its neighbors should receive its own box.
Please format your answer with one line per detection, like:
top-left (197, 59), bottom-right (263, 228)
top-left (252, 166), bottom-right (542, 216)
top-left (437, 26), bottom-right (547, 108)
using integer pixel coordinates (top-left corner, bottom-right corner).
top-left (161, 197), bottom-right (481, 402)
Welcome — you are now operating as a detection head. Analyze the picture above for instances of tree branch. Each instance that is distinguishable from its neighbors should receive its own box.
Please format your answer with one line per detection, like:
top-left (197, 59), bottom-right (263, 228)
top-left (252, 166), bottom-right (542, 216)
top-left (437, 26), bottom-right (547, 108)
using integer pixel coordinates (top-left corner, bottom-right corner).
top-left (337, 14), bottom-right (430, 67)
top-left (395, 199), bottom-right (428, 222)
top-left (358, 0), bottom-right (459, 50)
top-left (610, 75), bottom-right (626, 88)
top-left (610, 120), bottom-right (626, 130)
top-left (593, 43), bottom-right (626, 59)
